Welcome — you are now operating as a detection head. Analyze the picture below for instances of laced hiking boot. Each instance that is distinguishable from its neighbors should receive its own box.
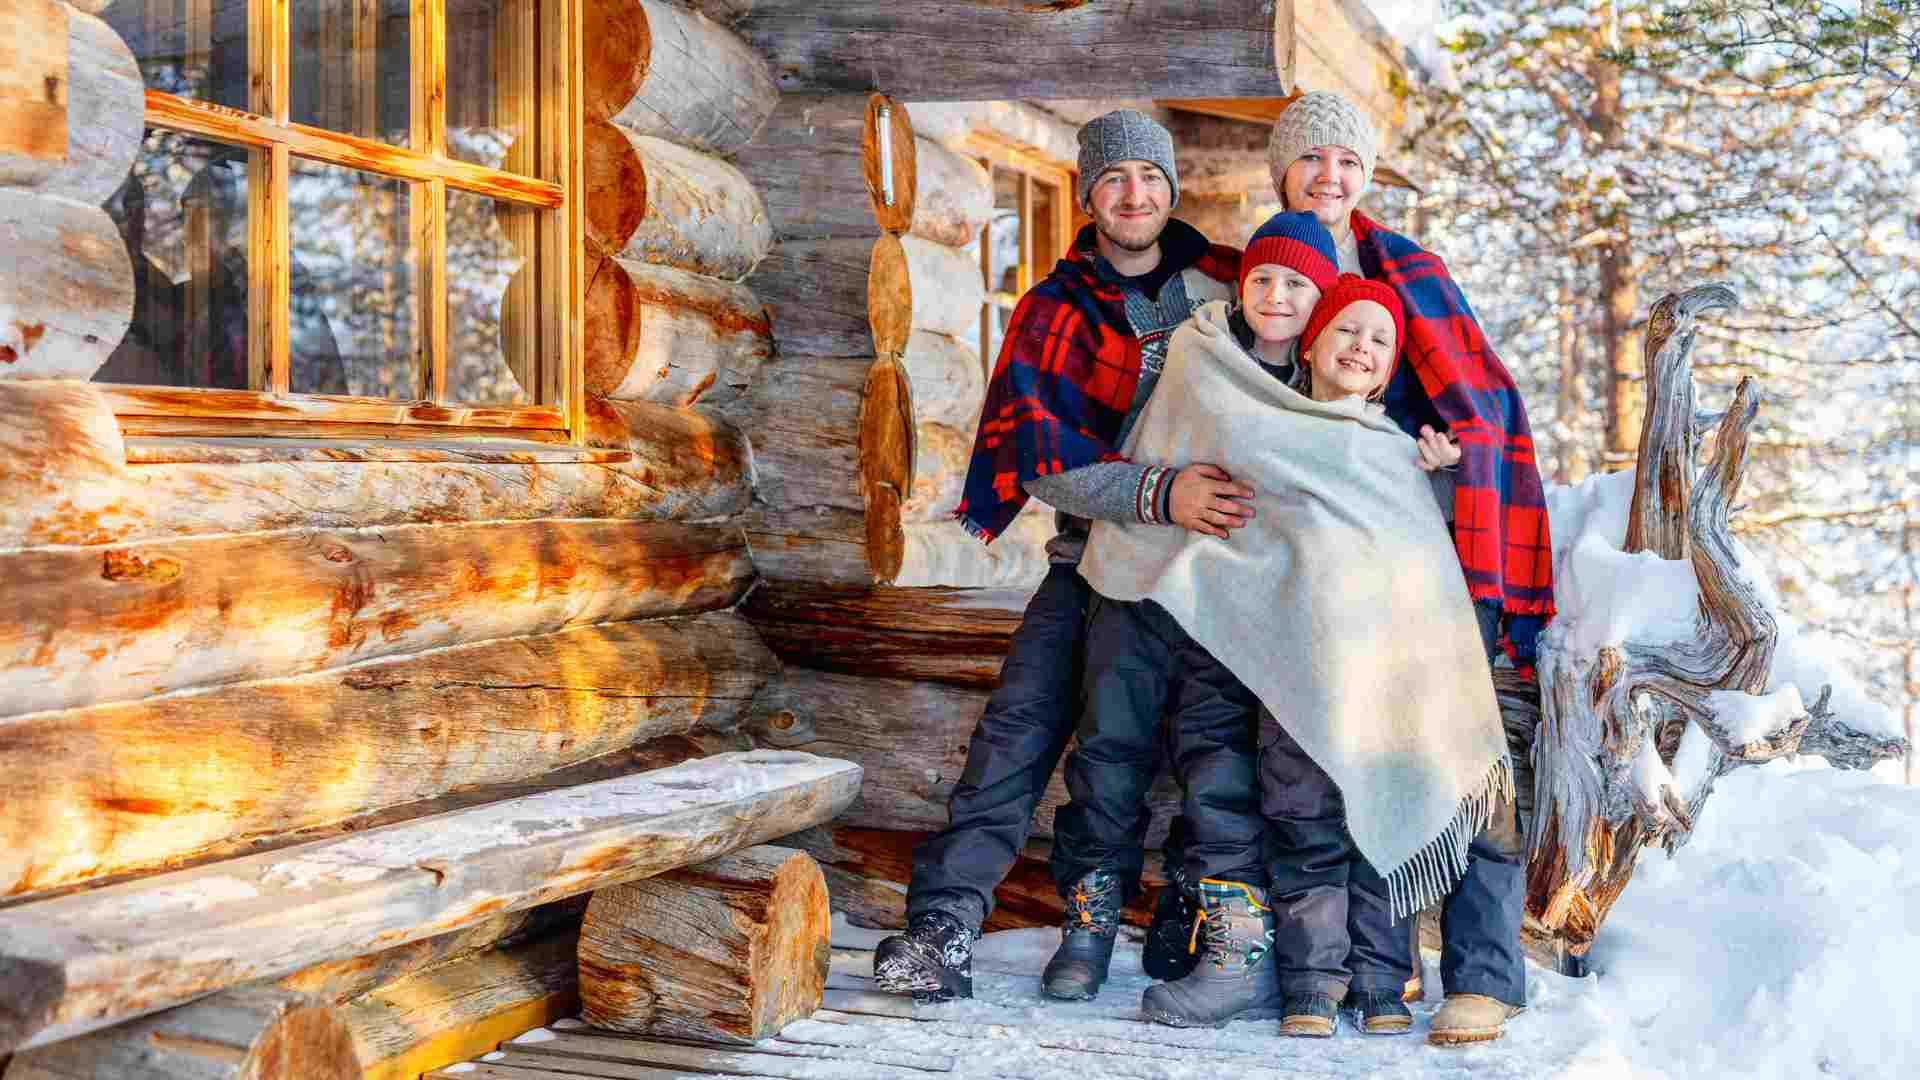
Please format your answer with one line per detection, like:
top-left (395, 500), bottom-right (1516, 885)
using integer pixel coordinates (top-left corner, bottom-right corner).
top-left (1140, 880), bottom-right (1281, 1028)
top-left (873, 910), bottom-right (977, 1002)
top-left (1277, 991), bottom-right (1339, 1038)
top-left (1042, 868), bottom-right (1123, 1000)
top-left (1343, 990), bottom-right (1413, 1035)
top-left (1141, 875), bottom-right (1201, 982)
top-left (1427, 992), bottom-right (1521, 1046)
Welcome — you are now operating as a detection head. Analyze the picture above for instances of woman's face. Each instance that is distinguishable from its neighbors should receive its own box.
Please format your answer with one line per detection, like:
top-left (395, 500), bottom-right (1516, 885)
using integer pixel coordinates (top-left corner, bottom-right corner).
top-left (1305, 299), bottom-right (1397, 402)
top-left (1281, 145), bottom-right (1367, 230)
top-left (1240, 264), bottom-right (1322, 345)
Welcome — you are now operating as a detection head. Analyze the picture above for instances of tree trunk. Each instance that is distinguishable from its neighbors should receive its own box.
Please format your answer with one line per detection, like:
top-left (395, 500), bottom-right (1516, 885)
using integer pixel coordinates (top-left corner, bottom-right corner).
top-left (868, 232), bottom-right (984, 352)
top-left (0, 751), bottom-right (862, 1055)
top-left (583, 258), bottom-right (773, 406)
top-left (342, 931), bottom-right (581, 1080)
top-left (736, 1), bottom-right (1288, 101)
top-left (1590, 43), bottom-right (1640, 466)
top-left (908, 135), bottom-right (991, 248)
top-left (583, 121), bottom-right (773, 279)
top-left (578, 846), bottom-right (829, 1044)
top-left (0, 7), bottom-right (142, 206)
top-left (1, 613), bottom-right (777, 899)
top-left (584, 0), bottom-right (778, 155)
top-left (0, 189), bottom-right (133, 379)
top-left (731, 93), bottom-right (914, 240)
top-left (4, 987), bottom-right (357, 1080)
top-left (0, 519), bottom-right (753, 717)
top-left (746, 236), bottom-right (885, 359)
top-left (899, 328), bottom-right (984, 431)
top-left (1554, 279), bottom-right (1590, 485)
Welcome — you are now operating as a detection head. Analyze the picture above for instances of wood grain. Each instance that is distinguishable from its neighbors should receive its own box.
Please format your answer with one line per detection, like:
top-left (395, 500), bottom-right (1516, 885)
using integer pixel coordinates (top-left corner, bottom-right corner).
top-left (584, 122), bottom-right (773, 279)
top-left (5, 987), bottom-right (357, 1080)
top-left (0, 190), bottom-right (133, 379)
top-left (731, 93), bottom-right (906, 241)
top-left (747, 237), bottom-right (889, 359)
top-left (599, 0), bottom-right (778, 155)
top-left (583, 258), bottom-right (773, 405)
top-left (1, 7), bottom-right (144, 206)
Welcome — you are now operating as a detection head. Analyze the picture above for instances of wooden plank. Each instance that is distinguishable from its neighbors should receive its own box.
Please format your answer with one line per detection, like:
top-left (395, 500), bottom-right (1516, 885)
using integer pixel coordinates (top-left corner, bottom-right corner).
top-left (1, 613), bottom-right (779, 899)
top-left (503, 1030), bottom-right (951, 1076)
top-left (0, 751), bottom-right (864, 1053)
top-left (438, 1059), bottom-right (784, 1079)
top-left (0, 0), bottom-right (66, 163)
top-left (6, 986), bottom-right (358, 1080)
top-left (0, 518), bottom-right (753, 717)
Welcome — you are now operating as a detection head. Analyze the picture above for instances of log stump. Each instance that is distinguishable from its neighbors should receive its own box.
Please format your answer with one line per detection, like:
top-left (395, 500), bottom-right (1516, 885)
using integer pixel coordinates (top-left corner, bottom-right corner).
top-left (583, 121), bottom-right (773, 279)
top-left (583, 257), bottom-right (773, 406)
top-left (578, 845), bottom-right (830, 1045)
top-left (4, 988), bottom-right (357, 1080)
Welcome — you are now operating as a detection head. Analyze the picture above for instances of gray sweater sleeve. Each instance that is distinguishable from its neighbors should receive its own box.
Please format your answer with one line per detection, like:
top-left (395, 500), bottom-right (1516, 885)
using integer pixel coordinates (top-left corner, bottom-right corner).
top-left (1024, 461), bottom-right (1177, 525)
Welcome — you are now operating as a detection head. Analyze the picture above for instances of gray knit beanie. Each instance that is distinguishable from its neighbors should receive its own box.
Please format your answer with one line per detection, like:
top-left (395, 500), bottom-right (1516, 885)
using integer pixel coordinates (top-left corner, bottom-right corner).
top-left (1075, 109), bottom-right (1179, 210)
top-left (1267, 92), bottom-right (1377, 200)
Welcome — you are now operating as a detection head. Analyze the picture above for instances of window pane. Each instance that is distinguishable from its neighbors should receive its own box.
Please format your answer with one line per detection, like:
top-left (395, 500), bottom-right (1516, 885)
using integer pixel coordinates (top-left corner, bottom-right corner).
top-left (101, 0), bottom-right (251, 111)
top-left (96, 130), bottom-right (253, 389)
top-left (988, 168), bottom-right (1022, 299)
top-left (1030, 181), bottom-right (1059, 279)
top-left (446, 189), bottom-right (537, 404)
top-left (289, 159), bottom-right (417, 397)
top-left (291, 0), bottom-right (411, 144)
top-left (445, 0), bottom-right (540, 173)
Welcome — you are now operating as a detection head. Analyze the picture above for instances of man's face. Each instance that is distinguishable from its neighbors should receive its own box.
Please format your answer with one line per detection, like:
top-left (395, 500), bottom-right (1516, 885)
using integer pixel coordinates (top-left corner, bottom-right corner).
top-left (1086, 161), bottom-right (1173, 253)
top-left (1281, 145), bottom-right (1367, 229)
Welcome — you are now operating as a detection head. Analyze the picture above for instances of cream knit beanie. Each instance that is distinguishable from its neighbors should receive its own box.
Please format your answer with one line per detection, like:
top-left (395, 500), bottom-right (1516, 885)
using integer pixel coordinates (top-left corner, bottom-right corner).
top-left (1267, 92), bottom-right (1378, 198)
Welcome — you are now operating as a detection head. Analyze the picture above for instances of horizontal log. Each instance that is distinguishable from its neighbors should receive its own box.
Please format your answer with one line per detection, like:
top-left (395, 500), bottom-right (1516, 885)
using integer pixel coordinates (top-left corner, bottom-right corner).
top-left (893, 512), bottom-right (1053, 589)
top-left (5, 987), bottom-right (357, 1080)
top-left (727, 353), bottom-right (912, 515)
top-left (868, 232), bottom-right (983, 353)
top-left (0, 383), bottom-right (752, 548)
top-left (746, 668), bottom-right (1180, 845)
top-left (584, 258), bottom-right (773, 405)
top-left (730, 93), bottom-right (913, 240)
top-left (742, 503), bottom-right (901, 589)
top-left (591, 0), bottom-right (779, 154)
top-left (579, 846), bottom-right (828, 1044)
top-left (584, 121), bottom-right (773, 278)
top-left (276, 899), bottom-right (588, 1007)
top-left (747, 237), bottom-right (886, 359)
top-left (343, 930), bottom-right (581, 1080)
top-left (0, 518), bottom-right (753, 717)
top-left (742, 579), bottom-right (1031, 640)
top-left (899, 421), bottom-right (970, 524)
top-left (900, 328), bottom-right (985, 431)
top-left (738, 1), bottom-right (1289, 100)
top-left (0, 612), bottom-right (778, 898)
top-left (908, 135), bottom-right (992, 247)
top-left (0, 7), bottom-right (142, 206)
top-left (0, 190), bottom-right (132, 379)
top-left (0, 750), bottom-right (864, 1053)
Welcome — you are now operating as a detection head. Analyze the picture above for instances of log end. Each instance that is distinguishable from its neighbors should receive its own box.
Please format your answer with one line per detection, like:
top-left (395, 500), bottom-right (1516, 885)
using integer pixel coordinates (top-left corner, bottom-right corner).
top-left (582, 120), bottom-right (649, 258)
top-left (859, 356), bottom-right (915, 497)
top-left (583, 257), bottom-right (642, 398)
top-left (582, 0), bottom-right (652, 120)
top-left (0, 956), bottom-right (66, 1059)
top-left (863, 482), bottom-right (906, 586)
top-left (863, 95), bottom-right (917, 235)
top-left (249, 995), bottom-right (361, 1080)
top-left (867, 234), bottom-right (911, 355)
top-left (751, 850), bottom-right (831, 1039)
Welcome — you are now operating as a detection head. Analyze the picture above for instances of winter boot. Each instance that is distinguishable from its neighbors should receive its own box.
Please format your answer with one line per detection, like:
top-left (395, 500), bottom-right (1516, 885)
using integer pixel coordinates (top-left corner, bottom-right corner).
top-left (1342, 989), bottom-right (1413, 1034)
top-left (1140, 880), bottom-right (1280, 1028)
top-left (1277, 991), bottom-right (1339, 1038)
top-left (1042, 868), bottom-right (1123, 1000)
top-left (1141, 873), bottom-right (1200, 981)
top-left (873, 910), bottom-right (977, 1002)
top-left (1427, 992), bottom-right (1521, 1046)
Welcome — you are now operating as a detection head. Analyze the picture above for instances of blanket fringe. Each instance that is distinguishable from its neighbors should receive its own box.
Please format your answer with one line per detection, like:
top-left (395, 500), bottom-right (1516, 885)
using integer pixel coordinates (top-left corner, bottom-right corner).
top-left (1382, 753), bottom-right (1516, 921)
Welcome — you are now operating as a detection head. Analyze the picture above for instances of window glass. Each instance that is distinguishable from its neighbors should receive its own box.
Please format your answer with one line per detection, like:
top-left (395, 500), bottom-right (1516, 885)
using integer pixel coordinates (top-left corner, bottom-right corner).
top-left (290, 0), bottom-right (412, 144)
top-left (101, 0), bottom-right (252, 111)
top-left (287, 159), bottom-right (417, 397)
top-left (445, 188), bottom-right (537, 404)
top-left (444, 0), bottom-right (540, 173)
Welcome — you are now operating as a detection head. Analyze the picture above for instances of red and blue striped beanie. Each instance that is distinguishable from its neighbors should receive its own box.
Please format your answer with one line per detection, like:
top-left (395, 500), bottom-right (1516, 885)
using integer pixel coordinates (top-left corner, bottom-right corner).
top-left (1239, 210), bottom-right (1339, 295)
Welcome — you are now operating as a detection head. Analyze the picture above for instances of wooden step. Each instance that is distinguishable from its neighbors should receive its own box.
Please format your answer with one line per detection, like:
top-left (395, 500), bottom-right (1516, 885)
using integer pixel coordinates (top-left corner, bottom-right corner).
top-left (0, 751), bottom-right (862, 1054)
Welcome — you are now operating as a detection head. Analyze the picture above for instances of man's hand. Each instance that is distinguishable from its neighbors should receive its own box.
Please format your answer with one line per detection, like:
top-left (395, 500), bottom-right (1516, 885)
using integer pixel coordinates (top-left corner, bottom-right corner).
top-left (1415, 425), bottom-right (1461, 472)
top-left (1168, 464), bottom-right (1254, 539)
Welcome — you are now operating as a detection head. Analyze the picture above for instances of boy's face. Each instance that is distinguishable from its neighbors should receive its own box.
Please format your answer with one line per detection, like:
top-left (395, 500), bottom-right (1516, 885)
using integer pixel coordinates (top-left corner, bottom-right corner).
top-left (1305, 299), bottom-right (1397, 402)
top-left (1240, 264), bottom-right (1322, 345)
top-left (1281, 145), bottom-right (1367, 230)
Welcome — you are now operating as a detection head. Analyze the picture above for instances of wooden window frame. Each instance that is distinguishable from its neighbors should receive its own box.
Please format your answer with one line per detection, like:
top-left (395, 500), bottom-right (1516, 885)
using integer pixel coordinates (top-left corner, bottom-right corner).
top-left (101, 0), bottom-right (587, 444)
top-left (961, 131), bottom-right (1076, 378)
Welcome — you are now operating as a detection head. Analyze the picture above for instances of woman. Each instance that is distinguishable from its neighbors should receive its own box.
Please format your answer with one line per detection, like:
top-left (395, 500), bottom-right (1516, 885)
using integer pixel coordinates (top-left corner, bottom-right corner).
top-left (1260, 91), bottom-right (1556, 1046)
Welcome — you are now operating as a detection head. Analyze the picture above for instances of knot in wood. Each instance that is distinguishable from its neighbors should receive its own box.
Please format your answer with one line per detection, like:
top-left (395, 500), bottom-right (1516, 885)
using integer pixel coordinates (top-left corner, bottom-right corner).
top-left (101, 549), bottom-right (182, 583)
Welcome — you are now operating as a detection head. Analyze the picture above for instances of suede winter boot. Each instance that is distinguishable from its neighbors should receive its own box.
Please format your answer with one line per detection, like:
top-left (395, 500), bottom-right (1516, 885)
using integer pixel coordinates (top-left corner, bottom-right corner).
top-left (1140, 880), bottom-right (1280, 1028)
top-left (873, 910), bottom-right (977, 1002)
top-left (1427, 992), bottom-right (1521, 1045)
top-left (1141, 874), bottom-right (1200, 982)
top-left (1277, 991), bottom-right (1339, 1038)
top-left (1343, 989), bottom-right (1412, 1034)
top-left (1042, 868), bottom-right (1122, 1000)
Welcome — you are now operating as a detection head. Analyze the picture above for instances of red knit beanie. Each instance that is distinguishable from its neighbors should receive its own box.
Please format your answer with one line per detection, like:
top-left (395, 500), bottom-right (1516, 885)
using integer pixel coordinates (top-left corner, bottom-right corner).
top-left (1300, 274), bottom-right (1406, 388)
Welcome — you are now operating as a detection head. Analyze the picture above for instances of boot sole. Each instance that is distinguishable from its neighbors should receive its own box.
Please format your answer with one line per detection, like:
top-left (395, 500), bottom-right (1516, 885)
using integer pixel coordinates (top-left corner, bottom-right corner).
top-left (874, 953), bottom-right (971, 1002)
top-left (1143, 1004), bottom-right (1282, 1029)
top-left (1278, 1017), bottom-right (1337, 1038)
top-left (1428, 1025), bottom-right (1504, 1046)
top-left (1041, 981), bottom-right (1104, 1001)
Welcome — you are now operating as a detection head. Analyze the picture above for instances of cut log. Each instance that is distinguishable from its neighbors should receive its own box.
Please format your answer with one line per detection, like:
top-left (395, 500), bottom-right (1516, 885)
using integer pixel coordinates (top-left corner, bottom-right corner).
top-left (738, 1), bottom-right (1289, 100)
top-left (900, 328), bottom-right (984, 431)
top-left (746, 667), bottom-right (1182, 847)
top-left (586, 0), bottom-right (779, 155)
top-left (583, 121), bottom-right (773, 278)
top-left (0, 519), bottom-right (753, 717)
top-left (0, 7), bottom-right (142, 207)
top-left (0, 612), bottom-right (778, 899)
top-left (578, 846), bottom-right (829, 1044)
top-left (908, 135), bottom-right (992, 247)
top-left (0, 0), bottom-right (65, 167)
top-left (0, 750), bottom-right (863, 1054)
top-left (742, 578), bottom-right (1026, 684)
top-left (277, 900), bottom-right (587, 1006)
top-left (868, 232), bottom-right (984, 353)
top-left (746, 237), bottom-right (888, 359)
top-left (0, 190), bottom-right (133, 379)
top-left (899, 422), bottom-right (969, 524)
top-left (3, 987), bottom-right (357, 1080)
top-left (343, 930), bottom-right (581, 1080)
top-left (584, 258), bottom-right (773, 405)
top-left (743, 504), bottom-right (902, 589)
top-left (0, 384), bottom-right (752, 548)
top-left (894, 510), bottom-right (1054, 590)
top-left (731, 93), bottom-right (914, 240)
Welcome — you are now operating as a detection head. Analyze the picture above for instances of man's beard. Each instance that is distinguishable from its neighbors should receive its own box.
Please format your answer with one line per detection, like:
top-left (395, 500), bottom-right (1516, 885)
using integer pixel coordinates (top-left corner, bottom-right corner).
top-left (1093, 208), bottom-right (1163, 252)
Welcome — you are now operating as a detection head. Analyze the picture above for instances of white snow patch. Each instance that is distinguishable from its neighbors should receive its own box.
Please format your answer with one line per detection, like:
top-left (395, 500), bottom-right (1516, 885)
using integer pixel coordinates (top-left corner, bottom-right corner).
top-left (79, 876), bottom-right (261, 923)
top-left (1707, 685), bottom-right (1806, 746)
top-left (508, 1027), bottom-right (557, 1044)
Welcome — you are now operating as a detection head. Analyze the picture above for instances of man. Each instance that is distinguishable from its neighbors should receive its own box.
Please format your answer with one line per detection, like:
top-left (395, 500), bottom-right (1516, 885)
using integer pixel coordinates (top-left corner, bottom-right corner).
top-left (872, 109), bottom-right (1252, 1002)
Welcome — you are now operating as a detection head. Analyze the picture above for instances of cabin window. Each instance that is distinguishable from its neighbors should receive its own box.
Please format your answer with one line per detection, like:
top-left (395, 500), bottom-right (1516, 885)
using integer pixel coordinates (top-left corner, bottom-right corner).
top-left (964, 136), bottom-right (1076, 377)
top-left (91, 0), bottom-right (578, 440)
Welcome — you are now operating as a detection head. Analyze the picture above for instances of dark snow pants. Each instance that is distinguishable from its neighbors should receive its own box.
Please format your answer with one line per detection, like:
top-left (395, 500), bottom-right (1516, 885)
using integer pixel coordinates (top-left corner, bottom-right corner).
top-left (907, 564), bottom-right (1091, 928)
top-left (1049, 596), bottom-right (1262, 903)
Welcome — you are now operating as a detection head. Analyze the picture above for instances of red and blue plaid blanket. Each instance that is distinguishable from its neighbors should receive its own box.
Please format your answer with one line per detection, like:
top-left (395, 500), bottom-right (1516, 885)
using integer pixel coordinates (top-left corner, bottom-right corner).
top-left (955, 222), bottom-right (1238, 544)
top-left (1354, 212), bottom-right (1556, 654)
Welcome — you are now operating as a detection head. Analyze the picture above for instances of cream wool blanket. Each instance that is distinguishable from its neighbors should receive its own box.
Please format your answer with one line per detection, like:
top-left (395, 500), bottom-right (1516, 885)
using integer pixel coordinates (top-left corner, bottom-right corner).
top-left (1080, 301), bottom-right (1511, 917)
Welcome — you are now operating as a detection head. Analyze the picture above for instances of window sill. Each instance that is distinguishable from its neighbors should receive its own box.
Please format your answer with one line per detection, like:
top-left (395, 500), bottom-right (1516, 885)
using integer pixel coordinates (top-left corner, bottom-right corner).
top-left (124, 436), bottom-right (633, 467)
